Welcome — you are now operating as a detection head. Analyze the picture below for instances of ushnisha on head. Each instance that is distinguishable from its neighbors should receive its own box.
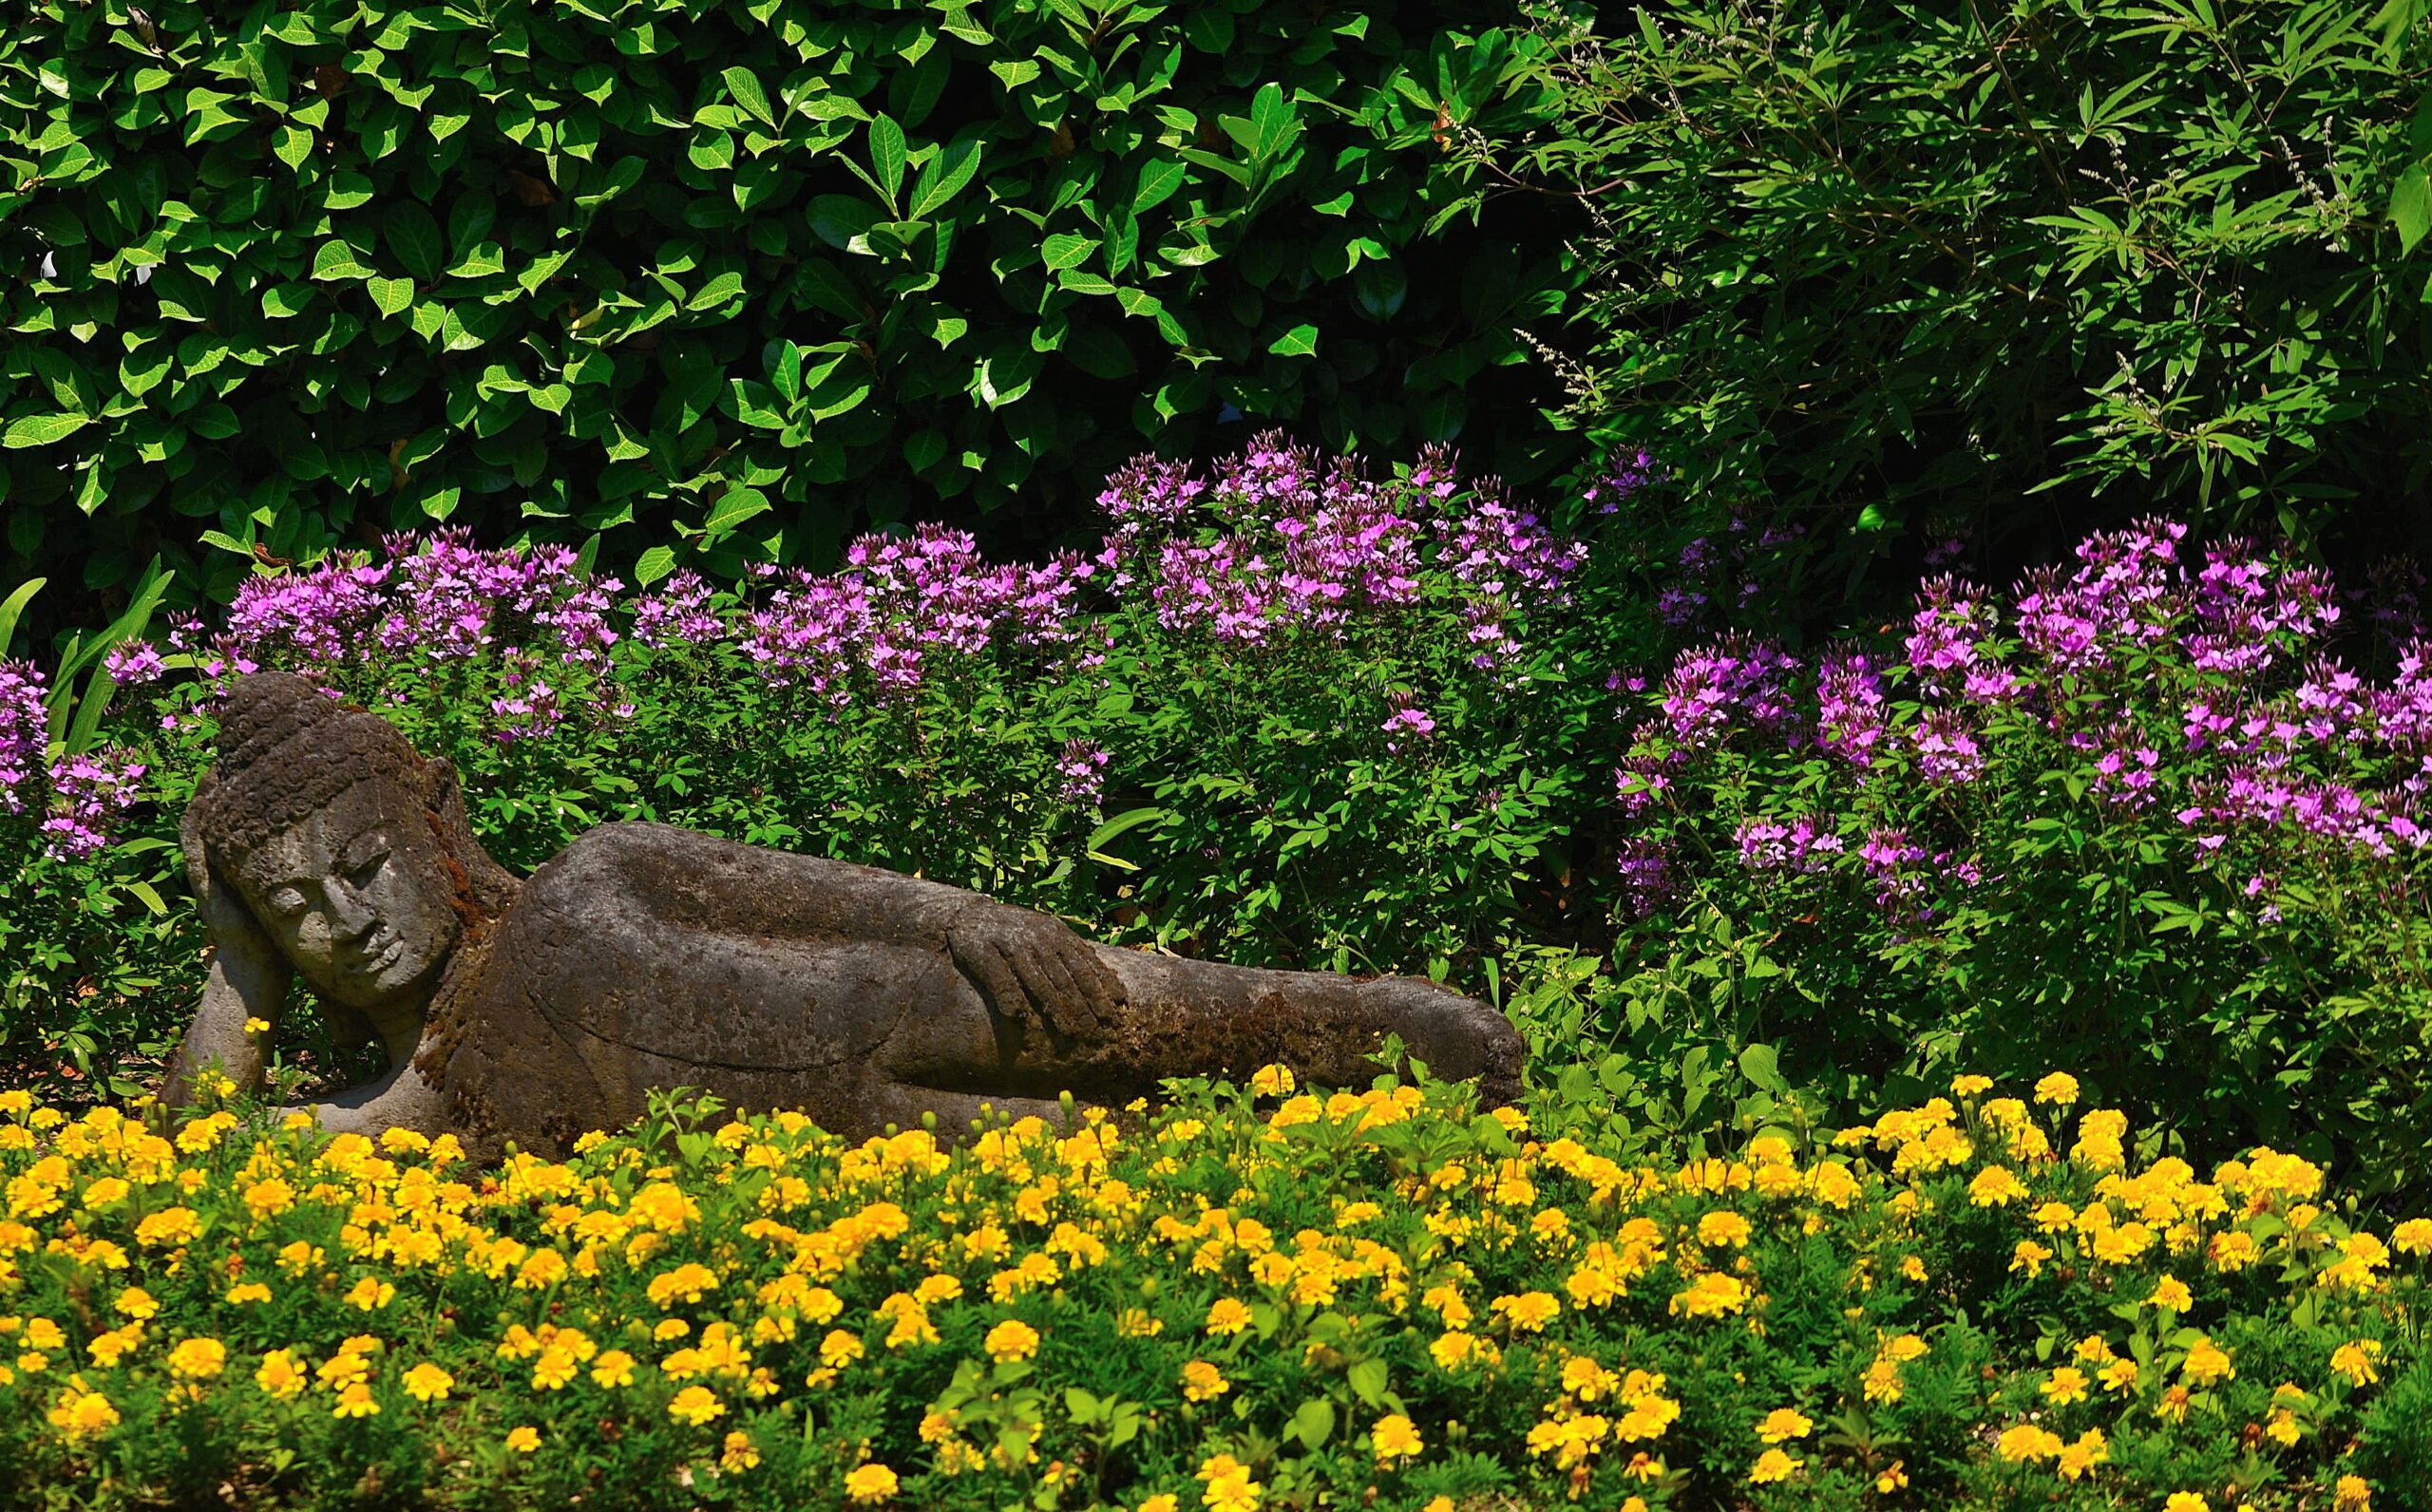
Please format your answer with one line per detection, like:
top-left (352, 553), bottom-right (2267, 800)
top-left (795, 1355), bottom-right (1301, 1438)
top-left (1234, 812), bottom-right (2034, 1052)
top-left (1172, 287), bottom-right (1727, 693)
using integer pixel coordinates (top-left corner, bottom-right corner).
top-left (182, 673), bottom-right (515, 1012)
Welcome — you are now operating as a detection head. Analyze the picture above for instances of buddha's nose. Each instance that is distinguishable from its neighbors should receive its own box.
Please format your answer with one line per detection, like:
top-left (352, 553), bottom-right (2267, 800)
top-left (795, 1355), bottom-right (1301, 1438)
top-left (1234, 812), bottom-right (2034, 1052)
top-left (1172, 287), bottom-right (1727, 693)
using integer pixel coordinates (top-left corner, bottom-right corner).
top-left (326, 880), bottom-right (378, 941)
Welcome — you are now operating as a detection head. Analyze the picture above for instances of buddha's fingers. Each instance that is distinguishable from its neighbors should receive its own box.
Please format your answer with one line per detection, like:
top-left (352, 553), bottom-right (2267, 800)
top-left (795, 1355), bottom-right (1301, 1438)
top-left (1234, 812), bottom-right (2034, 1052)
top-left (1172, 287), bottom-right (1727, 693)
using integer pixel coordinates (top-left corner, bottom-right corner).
top-left (954, 935), bottom-right (1033, 1030)
top-left (1014, 937), bottom-right (1099, 1039)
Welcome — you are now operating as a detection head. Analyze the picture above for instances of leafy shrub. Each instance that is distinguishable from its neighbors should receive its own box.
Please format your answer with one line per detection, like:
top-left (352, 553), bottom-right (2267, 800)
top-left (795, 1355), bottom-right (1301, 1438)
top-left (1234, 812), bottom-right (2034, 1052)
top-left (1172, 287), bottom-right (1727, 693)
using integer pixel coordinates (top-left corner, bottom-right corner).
top-left (0, 1069), bottom-right (2422, 1507)
top-left (1600, 518), bottom-right (2432, 1195)
top-left (1493, 0), bottom-right (2432, 585)
top-left (0, 436), bottom-right (1627, 1095)
top-left (0, 0), bottom-right (1577, 613)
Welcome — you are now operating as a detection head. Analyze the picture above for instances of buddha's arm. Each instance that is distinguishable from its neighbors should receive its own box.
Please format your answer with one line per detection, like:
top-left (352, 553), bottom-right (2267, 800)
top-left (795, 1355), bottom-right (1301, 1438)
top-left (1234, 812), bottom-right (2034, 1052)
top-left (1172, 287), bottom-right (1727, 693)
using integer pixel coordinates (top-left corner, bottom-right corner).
top-left (761, 851), bottom-right (1130, 1038)
top-left (599, 826), bottom-right (1126, 1037)
top-left (161, 918), bottom-right (290, 1114)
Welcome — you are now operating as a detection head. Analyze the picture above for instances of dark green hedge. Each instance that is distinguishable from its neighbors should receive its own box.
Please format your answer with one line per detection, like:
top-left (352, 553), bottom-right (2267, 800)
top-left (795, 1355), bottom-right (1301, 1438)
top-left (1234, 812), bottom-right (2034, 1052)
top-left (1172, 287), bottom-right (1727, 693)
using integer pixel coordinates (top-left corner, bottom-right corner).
top-left (0, 0), bottom-right (1575, 609)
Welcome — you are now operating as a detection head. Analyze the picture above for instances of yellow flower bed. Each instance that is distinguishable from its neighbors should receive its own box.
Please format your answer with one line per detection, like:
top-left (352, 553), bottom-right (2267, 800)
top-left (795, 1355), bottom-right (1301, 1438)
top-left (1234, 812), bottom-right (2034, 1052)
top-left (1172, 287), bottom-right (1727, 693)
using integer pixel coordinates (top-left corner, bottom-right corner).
top-left (0, 1071), bottom-right (2422, 1510)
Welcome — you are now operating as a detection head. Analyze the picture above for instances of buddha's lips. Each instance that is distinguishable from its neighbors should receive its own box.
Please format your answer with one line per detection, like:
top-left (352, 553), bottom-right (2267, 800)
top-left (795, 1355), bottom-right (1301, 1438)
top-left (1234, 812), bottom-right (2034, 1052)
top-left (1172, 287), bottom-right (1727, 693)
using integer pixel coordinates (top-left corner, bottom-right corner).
top-left (354, 937), bottom-right (404, 973)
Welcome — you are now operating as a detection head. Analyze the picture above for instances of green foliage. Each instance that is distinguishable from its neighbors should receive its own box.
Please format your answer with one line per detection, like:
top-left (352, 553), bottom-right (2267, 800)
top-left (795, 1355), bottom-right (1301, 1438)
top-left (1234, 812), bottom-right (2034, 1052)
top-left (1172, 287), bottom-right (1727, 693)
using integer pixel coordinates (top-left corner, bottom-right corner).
top-left (1493, 0), bottom-right (2432, 588)
top-left (0, 0), bottom-right (1577, 610)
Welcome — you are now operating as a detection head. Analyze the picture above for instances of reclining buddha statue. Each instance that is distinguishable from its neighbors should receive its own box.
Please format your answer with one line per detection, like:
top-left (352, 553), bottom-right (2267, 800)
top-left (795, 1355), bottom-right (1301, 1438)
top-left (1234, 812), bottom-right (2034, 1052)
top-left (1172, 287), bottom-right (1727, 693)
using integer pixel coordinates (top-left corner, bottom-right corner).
top-left (161, 672), bottom-right (1523, 1158)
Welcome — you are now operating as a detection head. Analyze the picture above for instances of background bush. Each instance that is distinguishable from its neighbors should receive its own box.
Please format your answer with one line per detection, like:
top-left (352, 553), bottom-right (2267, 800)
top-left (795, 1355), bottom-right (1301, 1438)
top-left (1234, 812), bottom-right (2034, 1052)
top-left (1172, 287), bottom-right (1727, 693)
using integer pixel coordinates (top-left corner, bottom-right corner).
top-left (1496, 0), bottom-right (2432, 597)
top-left (0, 0), bottom-right (1581, 629)
top-left (1594, 519), bottom-right (2432, 1196)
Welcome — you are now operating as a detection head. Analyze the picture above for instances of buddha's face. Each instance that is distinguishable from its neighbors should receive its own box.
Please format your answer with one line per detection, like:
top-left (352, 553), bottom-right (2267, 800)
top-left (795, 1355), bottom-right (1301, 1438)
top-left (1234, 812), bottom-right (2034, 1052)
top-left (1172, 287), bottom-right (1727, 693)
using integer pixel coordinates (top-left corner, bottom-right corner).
top-left (232, 777), bottom-right (463, 1011)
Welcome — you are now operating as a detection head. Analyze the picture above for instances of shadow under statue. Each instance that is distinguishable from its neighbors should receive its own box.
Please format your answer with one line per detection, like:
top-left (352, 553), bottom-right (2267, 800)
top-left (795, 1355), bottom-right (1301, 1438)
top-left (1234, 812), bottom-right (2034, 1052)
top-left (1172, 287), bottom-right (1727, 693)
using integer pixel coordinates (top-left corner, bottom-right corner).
top-left (161, 673), bottom-right (1524, 1158)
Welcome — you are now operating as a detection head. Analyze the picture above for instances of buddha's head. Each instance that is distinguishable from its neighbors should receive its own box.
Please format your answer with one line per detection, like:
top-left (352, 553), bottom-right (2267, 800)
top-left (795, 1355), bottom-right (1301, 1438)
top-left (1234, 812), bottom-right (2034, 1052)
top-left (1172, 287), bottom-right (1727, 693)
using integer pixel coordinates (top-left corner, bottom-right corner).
top-left (185, 673), bottom-right (517, 1012)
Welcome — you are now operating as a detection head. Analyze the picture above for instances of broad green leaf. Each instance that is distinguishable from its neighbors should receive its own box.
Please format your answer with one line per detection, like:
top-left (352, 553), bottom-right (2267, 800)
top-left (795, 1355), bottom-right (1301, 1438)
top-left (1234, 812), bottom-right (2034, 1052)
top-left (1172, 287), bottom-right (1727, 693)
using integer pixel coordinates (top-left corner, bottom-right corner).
top-left (868, 114), bottom-right (907, 209)
top-left (634, 544), bottom-right (677, 586)
top-left (1268, 324), bottom-right (1319, 357)
top-left (2395, 161), bottom-right (2432, 254)
top-left (312, 239), bottom-right (375, 282)
top-left (0, 578), bottom-right (44, 657)
top-left (1042, 234), bottom-right (1099, 271)
top-left (1134, 158), bottom-right (1188, 213)
top-left (3, 412), bottom-right (91, 448)
top-left (907, 137), bottom-right (982, 218)
top-left (722, 66), bottom-right (776, 126)
top-left (385, 205), bottom-right (445, 282)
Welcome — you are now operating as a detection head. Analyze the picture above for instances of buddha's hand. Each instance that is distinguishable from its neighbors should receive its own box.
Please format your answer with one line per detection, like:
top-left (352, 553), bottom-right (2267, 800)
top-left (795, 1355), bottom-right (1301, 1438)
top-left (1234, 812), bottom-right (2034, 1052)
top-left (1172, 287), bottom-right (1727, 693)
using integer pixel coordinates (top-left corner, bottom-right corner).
top-left (948, 906), bottom-right (1126, 1038)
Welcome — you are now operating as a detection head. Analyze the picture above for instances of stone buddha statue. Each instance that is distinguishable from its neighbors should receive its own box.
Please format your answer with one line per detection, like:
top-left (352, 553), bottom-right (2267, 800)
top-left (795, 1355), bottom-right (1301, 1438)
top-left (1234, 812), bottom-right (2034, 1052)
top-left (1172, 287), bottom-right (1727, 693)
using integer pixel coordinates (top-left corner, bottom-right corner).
top-left (162, 673), bottom-right (1523, 1157)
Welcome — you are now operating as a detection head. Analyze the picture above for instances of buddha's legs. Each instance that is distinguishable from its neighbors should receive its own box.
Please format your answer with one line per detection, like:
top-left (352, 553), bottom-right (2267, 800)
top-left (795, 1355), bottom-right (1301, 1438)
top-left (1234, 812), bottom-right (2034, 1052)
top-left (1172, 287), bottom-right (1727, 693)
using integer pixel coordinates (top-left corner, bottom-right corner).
top-left (874, 945), bottom-right (1522, 1109)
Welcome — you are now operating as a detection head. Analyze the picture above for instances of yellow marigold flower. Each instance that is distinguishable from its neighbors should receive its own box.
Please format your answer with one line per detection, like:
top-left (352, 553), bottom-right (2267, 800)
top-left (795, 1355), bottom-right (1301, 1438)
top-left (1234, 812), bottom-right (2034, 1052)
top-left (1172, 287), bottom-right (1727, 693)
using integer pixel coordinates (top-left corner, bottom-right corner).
top-left (2331, 1339), bottom-right (2383, 1387)
top-left (332, 1382), bottom-right (379, 1420)
top-left (47, 1389), bottom-right (119, 1439)
top-left (2010, 1239), bottom-right (2053, 1277)
top-left (344, 1276), bottom-right (396, 1313)
top-left (2056, 1427), bottom-right (2107, 1480)
top-left (80, 1177), bottom-right (129, 1210)
top-left (255, 1349), bottom-right (306, 1399)
top-left (844, 1463), bottom-right (900, 1503)
top-left (720, 1430), bottom-right (760, 1472)
top-left (668, 1385), bottom-right (726, 1427)
top-left (2157, 1385), bottom-right (2191, 1423)
top-left (1197, 1453), bottom-right (1262, 1512)
top-left (2099, 1357), bottom-right (2139, 1393)
top-left (1491, 1291), bottom-right (1561, 1332)
top-left (914, 1273), bottom-right (962, 1305)
top-left (2335, 1473), bottom-right (2373, 1510)
top-left (2166, 1496), bottom-right (2209, 1512)
top-left (2034, 1072), bottom-right (2080, 1106)
top-left (1139, 1499), bottom-right (1179, 1512)
top-left (1994, 1424), bottom-right (2062, 1462)
top-left (647, 1262), bottom-right (720, 1308)
top-left (113, 1287), bottom-right (158, 1320)
top-left (531, 1346), bottom-right (580, 1391)
top-left (2149, 1274), bottom-right (2193, 1310)
top-left (1967, 1165), bottom-right (2027, 1207)
top-left (1205, 1297), bottom-right (1253, 1336)
top-left (134, 1206), bottom-right (200, 1247)
top-left (1696, 1210), bottom-right (1752, 1247)
top-left (402, 1362), bottom-right (452, 1402)
top-left (226, 1282), bottom-right (272, 1306)
top-left (2392, 1219), bottom-right (2432, 1256)
top-left (1899, 1255), bottom-right (1928, 1283)
top-left (1247, 1064), bottom-right (1296, 1098)
top-left (1371, 1413), bottom-right (1423, 1463)
top-left (1667, 1271), bottom-right (1749, 1319)
top-left (2211, 1229), bottom-right (2258, 1272)
top-left (505, 1426), bottom-right (541, 1453)
top-left (1951, 1074), bottom-right (1994, 1097)
top-left (1749, 1447), bottom-right (1802, 1484)
top-left (166, 1337), bottom-right (227, 1380)
top-left (1754, 1408), bottom-right (1812, 1443)
top-left (985, 1319), bottom-right (1040, 1363)
top-left (2181, 1335), bottom-right (2233, 1387)
top-left (1875, 1462), bottom-right (1909, 1493)
top-left (1180, 1359), bottom-right (1230, 1402)
top-left (2042, 1366), bottom-right (2089, 1406)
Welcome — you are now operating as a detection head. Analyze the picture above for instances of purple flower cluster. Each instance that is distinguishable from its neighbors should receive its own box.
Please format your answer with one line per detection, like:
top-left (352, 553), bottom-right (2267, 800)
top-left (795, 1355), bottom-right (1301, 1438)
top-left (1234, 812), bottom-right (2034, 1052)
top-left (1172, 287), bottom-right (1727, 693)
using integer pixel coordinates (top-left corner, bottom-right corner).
top-left (0, 660), bottom-right (46, 816)
top-left (740, 525), bottom-right (1091, 703)
top-left (1101, 432), bottom-right (1583, 669)
top-left (1, 659), bottom-right (148, 860)
top-left (1656, 635), bottom-right (1802, 747)
top-left (1612, 516), bottom-right (2432, 929)
top-left (1051, 738), bottom-right (1110, 807)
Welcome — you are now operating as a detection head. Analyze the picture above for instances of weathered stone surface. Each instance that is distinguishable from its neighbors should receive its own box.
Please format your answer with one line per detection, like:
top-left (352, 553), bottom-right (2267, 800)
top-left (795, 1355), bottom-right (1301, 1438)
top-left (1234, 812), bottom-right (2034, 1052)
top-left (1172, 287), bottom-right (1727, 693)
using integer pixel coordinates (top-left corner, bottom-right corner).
top-left (163, 672), bottom-right (1523, 1157)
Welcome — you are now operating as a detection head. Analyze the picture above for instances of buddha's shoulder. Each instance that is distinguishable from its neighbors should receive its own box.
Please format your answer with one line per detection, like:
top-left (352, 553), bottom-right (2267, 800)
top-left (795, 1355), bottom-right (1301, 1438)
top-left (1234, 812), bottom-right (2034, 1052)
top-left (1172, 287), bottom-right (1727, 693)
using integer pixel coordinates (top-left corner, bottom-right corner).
top-left (528, 822), bottom-right (749, 889)
top-left (509, 823), bottom-right (709, 924)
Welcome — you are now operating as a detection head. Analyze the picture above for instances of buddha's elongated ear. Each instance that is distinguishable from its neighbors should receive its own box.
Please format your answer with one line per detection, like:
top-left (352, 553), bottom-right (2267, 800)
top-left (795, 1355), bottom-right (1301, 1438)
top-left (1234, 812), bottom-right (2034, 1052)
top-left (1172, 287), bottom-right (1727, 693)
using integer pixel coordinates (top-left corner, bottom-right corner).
top-left (180, 778), bottom-right (277, 960)
top-left (421, 755), bottom-right (518, 910)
